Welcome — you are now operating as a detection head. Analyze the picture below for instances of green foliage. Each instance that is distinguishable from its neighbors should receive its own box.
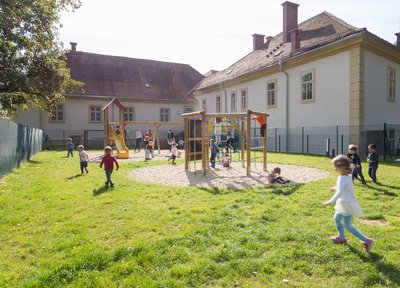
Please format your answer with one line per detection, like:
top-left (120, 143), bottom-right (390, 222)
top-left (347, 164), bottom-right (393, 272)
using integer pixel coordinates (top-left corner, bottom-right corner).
top-left (0, 152), bottom-right (399, 287)
top-left (0, 0), bottom-right (81, 117)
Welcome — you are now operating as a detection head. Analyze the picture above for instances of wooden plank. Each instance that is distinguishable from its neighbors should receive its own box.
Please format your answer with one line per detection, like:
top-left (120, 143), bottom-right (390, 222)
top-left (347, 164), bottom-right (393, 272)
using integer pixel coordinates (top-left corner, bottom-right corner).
top-left (241, 120), bottom-right (245, 168)
top-left (201, 111), bottom-right (206, 175)
top-left (206, 113), bottom-right (247, 119)
top-left (109, 121), bottom-right (183, 126)
top-left (246, 110), bottom-right (251, 176)
top-left (249, 110), bottom-right (270, 117)
top-left (263, 121), bottom-right (267, 171)
top-left (182, 111), bottom-right (204, 117)
top-left (184, 118), bottom-right (189, 171)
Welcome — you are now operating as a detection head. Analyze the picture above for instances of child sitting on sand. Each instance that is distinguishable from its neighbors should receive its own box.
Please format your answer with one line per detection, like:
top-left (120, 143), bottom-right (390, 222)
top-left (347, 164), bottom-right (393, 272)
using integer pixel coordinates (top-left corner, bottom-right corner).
top-left (268, 167), bottom-right (290, 184)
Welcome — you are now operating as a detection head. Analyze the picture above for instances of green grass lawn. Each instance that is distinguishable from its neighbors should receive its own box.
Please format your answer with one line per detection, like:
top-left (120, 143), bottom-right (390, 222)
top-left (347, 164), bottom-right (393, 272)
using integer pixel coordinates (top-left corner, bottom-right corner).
top-left (0, 151), bottom-right (399, 287)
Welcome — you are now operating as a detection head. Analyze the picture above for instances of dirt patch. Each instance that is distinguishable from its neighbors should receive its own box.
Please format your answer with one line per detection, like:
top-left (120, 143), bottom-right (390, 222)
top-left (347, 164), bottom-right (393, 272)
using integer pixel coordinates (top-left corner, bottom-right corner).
top-left (360, 219), bottom-right (390, 227)
top-left (129, 162), bottom-right (330, 190)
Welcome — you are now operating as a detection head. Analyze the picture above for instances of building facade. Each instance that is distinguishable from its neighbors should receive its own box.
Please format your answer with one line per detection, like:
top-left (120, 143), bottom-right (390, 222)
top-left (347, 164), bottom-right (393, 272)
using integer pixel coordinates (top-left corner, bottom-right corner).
top-left (192, 1), bottom-right (400, 156)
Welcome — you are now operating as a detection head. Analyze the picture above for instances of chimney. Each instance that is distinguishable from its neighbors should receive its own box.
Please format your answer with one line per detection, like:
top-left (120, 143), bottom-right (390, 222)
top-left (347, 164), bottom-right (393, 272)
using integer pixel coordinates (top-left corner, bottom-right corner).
top-left (282, 1), bottom-right (299, 43)
top-left (290, 28), bottom-right (301, 51)
top-left (252, 34), bottom-right (265, 50)
top-left (70, 42), bottom-right (77, 52)
top-left (395, 33), bottom-right (400, 48)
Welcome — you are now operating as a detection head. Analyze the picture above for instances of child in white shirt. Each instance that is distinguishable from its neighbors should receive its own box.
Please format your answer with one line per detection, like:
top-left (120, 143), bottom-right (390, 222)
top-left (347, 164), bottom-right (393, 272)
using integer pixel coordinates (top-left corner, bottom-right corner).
top-left (77, 145), bottom-right (89, 174)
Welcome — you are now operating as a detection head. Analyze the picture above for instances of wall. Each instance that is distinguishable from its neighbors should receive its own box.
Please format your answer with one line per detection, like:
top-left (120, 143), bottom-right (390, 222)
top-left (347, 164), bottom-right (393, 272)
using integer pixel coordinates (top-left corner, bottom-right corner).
top-left (364, 50), bottom-right (400, 126)
top-left (0, 119), bottom-right (43, 177)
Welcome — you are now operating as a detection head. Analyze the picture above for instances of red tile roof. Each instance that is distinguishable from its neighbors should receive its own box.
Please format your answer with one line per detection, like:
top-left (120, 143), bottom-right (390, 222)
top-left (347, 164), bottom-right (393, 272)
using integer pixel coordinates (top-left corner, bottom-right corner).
top-left (66, 51), bottom-right (204, 101)
top-left (194, 12), bottom-right (365, 91)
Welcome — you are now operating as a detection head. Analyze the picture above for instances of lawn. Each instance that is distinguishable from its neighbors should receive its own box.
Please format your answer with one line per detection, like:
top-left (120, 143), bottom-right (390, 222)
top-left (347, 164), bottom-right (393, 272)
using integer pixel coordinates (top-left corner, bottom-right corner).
top-left (0, 151), bottom-right (399, 287)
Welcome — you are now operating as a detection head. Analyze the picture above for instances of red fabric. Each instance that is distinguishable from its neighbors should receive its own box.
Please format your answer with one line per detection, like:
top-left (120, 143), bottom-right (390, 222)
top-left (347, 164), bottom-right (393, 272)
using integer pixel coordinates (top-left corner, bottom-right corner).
top-left (100, 154), bottom-right (119, 170)
top-left (251, 115), bottom-right (266, 125)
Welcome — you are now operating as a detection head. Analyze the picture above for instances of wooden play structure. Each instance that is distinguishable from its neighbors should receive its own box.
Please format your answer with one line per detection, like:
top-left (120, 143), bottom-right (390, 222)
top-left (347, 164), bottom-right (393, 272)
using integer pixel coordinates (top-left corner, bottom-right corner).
top-left (102, 98), bottom-right (183, 158)
top-left (182, 110), bottom-right (269, 176)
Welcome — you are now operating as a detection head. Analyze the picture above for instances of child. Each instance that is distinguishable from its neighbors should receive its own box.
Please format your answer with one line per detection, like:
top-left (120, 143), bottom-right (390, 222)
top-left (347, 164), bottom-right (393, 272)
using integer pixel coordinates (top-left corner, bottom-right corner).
top-left (178, 137), bottom-right (184, 150)
top-left (225, 125), bottom-right (236, 153)
top-left (100, 146), bottom-right (119, 188)
top-left (134, 128), bottom-right (143, 152)
top-left (77, 145), bottom-right (89, 174)
top-left (222, 153), bottom-right (231, 168)
top-left (210, 139), bottom-right (220, 168)
top-left (67, 138), bottom-right (74, 157)
top-left (347, 144), bottom-right (366, 184)
top-left (144, 136), bottom-right (150, 160)
top-left (169, 142), bottom-right (178, 164)
top-left (367, 144), bottom-right (379, 184)
top-left (267, 167), bottom-right (290, 184)
top-left (322, 155), bottom-right (374, 252)
top-left (145, 139), bottom-right (154, 161)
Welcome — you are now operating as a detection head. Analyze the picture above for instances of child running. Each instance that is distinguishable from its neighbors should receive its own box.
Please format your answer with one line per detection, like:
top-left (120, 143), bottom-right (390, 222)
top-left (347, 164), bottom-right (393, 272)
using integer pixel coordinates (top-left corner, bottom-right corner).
top-left (267, 167), bottom-right (290, 184)
top-left (169, 142), bottom-right (178, 165)
top-left (77, 145), bottom-right (89, 174)
top-left (347, 144), bottom-right (366, 184)
top-left (67, 138), bottom-right (74, 157)
top-left (322, 155), bottom-right (374, 252)
top-left (210, 139), bottom-right (220, 168)
top-left (367, 144), bottom-right (379, 184)
top-left (100, 146), bottom-right (119, 188)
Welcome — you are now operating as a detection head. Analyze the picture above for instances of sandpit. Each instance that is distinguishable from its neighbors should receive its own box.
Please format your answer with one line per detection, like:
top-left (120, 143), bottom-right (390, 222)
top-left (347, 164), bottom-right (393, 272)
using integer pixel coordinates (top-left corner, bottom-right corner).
top-left (130, 162), bottom-right (330, 190)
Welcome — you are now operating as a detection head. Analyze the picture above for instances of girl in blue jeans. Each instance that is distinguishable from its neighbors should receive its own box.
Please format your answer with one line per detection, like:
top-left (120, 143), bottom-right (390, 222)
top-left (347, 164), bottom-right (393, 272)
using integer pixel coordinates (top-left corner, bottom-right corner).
top-left (323, 155), bottom-right (374, 252)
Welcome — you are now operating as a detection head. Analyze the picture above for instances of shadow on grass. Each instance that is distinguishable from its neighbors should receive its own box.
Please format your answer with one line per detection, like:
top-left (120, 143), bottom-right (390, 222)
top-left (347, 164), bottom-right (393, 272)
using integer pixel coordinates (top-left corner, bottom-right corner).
top-left (367, 184), bottom-right (398, 197)
top-left (270, 183), bottom-right (304, 196)
top-left (198, 186), bottom-right (239, 195)
top-left (66, 174), bottom-right (83, 180)
top-left (27, 160), bottom-right (42, 164)
top-left (93, 186), bottom-right (110, 196)
top-left (348, 245), bottom-right (400, 286)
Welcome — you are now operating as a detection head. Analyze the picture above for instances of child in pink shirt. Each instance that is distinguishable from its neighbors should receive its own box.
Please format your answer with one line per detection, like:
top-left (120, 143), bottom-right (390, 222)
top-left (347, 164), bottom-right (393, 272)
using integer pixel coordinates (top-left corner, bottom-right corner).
top-left (100, 146), bottom-right (119, 187)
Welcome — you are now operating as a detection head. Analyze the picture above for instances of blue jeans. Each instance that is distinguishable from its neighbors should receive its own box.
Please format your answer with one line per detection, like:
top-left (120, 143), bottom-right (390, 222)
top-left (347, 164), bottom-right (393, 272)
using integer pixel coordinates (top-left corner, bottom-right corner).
top-left (105, 170), bottom-right (113, 185)
top-left (368, 166), bottom-right (378, 183)
top-left (352, 167), bottom-right (365, 183)
top-left (334, 213), bottom-right (367, 242)
top-left (210, 152), bottom-right (217, 168)
top-left (67, 149), bottom-right (73, 157)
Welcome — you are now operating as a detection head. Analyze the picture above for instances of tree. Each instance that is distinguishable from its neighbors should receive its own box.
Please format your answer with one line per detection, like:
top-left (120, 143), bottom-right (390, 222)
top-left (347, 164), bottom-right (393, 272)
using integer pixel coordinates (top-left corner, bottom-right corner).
top-left (0, 0), bottom-right (82, 118)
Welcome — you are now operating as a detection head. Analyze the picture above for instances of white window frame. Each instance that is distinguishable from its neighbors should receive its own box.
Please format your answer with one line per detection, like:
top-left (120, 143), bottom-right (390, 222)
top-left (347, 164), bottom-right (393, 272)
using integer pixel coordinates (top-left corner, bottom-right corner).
top-left (300, 70), bottom-right (315, 103)
top-left (267, 80), bottom-right (277, 108)
top-left (124, 106), bottom-right (135, 122)
top-left (49, 103), bottom-right (65, 123)
top-left (160, 108), bottom-right (170, 122)
top-left (240, 88), bottom-right (248, 111)
top-left (184, 106), bottom-right (195, 113)
top-left (89, 105), bottom-right (102, 123)
top-left (230, 91), bottom-right (237, 112)
top-left (201, 99), bottom-right (207, 111)
top-left (216, 95), bottom-right (222, 113)
top-left (388, 67), bottom-right (396, 102)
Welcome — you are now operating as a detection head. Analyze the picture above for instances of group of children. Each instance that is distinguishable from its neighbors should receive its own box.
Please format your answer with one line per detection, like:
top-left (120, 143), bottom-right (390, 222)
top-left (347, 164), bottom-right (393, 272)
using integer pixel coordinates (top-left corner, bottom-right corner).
top-left (347, 144), bottom-right (380, 185)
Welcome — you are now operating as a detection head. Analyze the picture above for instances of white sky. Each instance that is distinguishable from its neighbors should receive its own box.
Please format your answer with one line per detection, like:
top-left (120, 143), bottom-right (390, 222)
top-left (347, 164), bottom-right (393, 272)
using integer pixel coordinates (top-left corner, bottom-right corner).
top-left (59, 0), bottom-right (400, 74)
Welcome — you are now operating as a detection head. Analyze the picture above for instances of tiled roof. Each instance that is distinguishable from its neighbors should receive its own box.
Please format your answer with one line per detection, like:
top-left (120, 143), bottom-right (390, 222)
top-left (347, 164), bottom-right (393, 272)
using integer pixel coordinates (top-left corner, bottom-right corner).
top-left (194, 12), bottom-right (365, 91)
top-left (67, 51), bottom-right (204, 101)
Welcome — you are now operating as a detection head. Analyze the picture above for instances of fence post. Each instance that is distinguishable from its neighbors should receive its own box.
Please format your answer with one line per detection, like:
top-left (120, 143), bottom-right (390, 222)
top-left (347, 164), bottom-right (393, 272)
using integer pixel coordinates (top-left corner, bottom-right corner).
top-left (326, 138), bottom-right (330, 157)
top-left (278, 135), bottom-right (281, 152)
top-left (383, 123), bottom-right (387, 161)
top-left (306, 134), bottom-right (309, 154)
top-left (341, 134), bottom-right (344, 155)
top-left (336, 125), bottom-right (339, 155)
top-left (302, 127), bottom-right (304, 154)
top-left (275, 128), bottom-right (277, 152)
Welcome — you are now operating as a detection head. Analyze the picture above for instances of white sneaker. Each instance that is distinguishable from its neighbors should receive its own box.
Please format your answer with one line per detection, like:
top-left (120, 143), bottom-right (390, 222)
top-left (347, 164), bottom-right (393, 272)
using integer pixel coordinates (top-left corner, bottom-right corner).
top-left (371, 181), bottom-right (377, 185)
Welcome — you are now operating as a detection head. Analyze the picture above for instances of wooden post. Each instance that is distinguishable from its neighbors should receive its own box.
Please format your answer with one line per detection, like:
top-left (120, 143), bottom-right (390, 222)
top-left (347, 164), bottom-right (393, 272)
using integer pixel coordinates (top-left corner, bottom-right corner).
top-left (246, 110), bottom-right (252, 176)
top-left (154, 123), bottom-right (161, 154)
top-left (103, 108), bottom-right (108, 147)
top-left (263, 118), bottom-right (267, 171)
top-left (241, 119), bottom-right (245, 168)
top-left (184, 117), bottom-right (189, 171)
top-left (201, 111), bottom-right (207, 175)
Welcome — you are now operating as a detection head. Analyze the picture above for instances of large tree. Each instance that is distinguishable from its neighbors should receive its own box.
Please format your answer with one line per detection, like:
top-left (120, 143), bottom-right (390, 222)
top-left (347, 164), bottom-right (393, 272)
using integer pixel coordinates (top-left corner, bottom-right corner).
top-left (0, 0), bottom-right (81, 117)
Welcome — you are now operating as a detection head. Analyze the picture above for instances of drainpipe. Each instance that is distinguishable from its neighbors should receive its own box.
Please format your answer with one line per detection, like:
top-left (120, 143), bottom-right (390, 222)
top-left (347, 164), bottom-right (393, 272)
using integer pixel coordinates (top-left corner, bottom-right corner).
top-left (278, 59), bottom-right (289, 152)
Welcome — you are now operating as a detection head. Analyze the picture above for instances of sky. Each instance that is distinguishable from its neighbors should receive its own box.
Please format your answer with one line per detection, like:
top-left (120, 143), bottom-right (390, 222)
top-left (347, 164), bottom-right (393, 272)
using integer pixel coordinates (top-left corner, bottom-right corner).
top-left (59, 0), bottom-right (400, 74)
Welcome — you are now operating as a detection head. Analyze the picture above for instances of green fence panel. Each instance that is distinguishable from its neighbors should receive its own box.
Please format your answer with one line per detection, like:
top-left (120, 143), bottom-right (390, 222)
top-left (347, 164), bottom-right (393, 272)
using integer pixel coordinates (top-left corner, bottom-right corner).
top-left (0, 119), bottom-right (43, 177)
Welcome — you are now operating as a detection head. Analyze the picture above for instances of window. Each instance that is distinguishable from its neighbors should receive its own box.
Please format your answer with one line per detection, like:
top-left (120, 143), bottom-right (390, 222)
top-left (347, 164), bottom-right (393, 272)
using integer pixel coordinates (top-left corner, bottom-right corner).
top-left (230, 92), bottom-right (237, 112)
top-left (184, 106), bottom-right (195, 113)
top-left (267, 80), bottom-right (276, 107)
top-left (89, 105), bottom-right (102, 123)
top-left (201, 99), bottom-right (207, 111)
top-left (160, 108), bottom-right (170, 122)
top-left (241, 89), bottom-right (248, 110)
top-left (124, 107), bottom-right (135, 122)
top-left (301, 70), bottom-right (314, 102)
top-left (388, 67), bottom-right (396, 101)
top-left (216, 95), bottom-right (221, 113)
top-left (50, 104), bottom-right (64, 122)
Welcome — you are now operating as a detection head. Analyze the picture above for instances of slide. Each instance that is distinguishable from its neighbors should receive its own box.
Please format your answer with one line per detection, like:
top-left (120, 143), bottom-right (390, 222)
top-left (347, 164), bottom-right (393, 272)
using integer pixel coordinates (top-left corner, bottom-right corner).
top-left (109, 125), bottom-right (129, 159)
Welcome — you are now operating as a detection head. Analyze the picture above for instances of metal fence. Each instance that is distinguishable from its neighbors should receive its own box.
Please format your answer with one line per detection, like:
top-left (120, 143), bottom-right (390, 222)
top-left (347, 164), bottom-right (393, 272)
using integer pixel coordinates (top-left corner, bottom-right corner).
top-left (41, 122), bottom-right (400, 159)
top-left (0, 119), bottom-right (43, 177)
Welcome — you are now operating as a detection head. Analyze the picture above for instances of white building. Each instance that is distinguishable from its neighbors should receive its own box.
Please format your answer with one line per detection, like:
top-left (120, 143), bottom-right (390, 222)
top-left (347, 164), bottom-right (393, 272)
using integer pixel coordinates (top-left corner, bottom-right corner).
top-left (192, 2), bottom-right (400, 156)
top-left (15, 43), bottom-right (204, 147)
